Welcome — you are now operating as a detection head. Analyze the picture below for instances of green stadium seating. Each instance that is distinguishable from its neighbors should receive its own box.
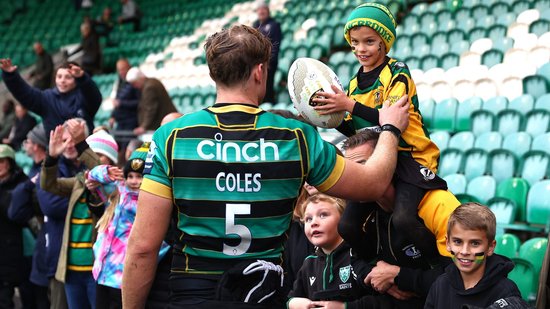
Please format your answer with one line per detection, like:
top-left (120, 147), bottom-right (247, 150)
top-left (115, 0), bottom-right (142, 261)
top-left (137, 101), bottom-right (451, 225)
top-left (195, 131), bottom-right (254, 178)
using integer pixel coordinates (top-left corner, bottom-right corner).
top-left (488, 149), bottom-right (519, 184)
top-left (456, 97), bottom-right (483, 132)
top-left (465, 175), bottom-right (497, 204)
top-left (534, 94), bottom-right (550, 112)
top-left (487, 24), bottom-right (508, 41)
top-left (532, 133), bottom-right (550, 153)
top-left (530, 19), bottom-right (550, 37)
top-left (430, 130), bottom-right (450, 151)
top-left (508, 94), bottom-right (535, 116)
top-left (431, 42), bottom-right (450, 57)
top-left (492, 37), bottom-right (515, 53)
top-left (462, 149), bottom-right (489, 181)
top-left (523, 75), bottom-right (550, 100)
top-left (420, 55), bottom-right (439, 71)
top-left (475, 132), bottom-right (503, 152)
top-left (520, 151), bottom-right (550, 186)
top-left (497, 109), bottom-right (525, 136)
top-left (512, 0), bottom-right (532, 15)
top-left (509, 257), bottom-right (538, 301)
top-left (520, 237), bottom-right (548, 274)
top-left (496, 178), bottom-right (530, 222)
top-left (449, 131), bottom-right (476, 150)
top-left (526, 180), bottom-right (550, 227)
top-left (441, 52), bottom-right (460, 70)
top-left (433, 98), bottom-right (458, 131)
top-left (525, 109), bottom-right (550, 137)
top-left (496, 12), bottom-right (517, 27)
top-left (439, 148), bottom-right (464, 177)
top-left (471, 110), bottom-right (495, 136)
top-left (454, 7), bottom-right (471, 21)
top-left (483, 96), bottom-right (508, 114)
top-left (419, 99), bottom-right (435, 127)
top-left (447, 29), bottom-right (467, 43)
top-left (490, 2), bottom-right (511, 16)
top-left (472, 4), bottom-right (490, 20)
top-left (502, 132), bottom-right (532, 159)
top-left (489, 197), bottom-right (517, 235)
top-left (444, 173), bottom-right (467, 195)
top-left (481, 49), bottom-right (504, 68)
top-left (495, 233), bottom-right (521, 258)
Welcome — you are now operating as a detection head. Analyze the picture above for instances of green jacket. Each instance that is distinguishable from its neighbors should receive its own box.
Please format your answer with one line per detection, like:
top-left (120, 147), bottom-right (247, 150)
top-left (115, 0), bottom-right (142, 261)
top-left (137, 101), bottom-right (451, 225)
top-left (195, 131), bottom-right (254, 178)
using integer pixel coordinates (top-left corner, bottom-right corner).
top-left (40, 144), bottom-right (100, 283)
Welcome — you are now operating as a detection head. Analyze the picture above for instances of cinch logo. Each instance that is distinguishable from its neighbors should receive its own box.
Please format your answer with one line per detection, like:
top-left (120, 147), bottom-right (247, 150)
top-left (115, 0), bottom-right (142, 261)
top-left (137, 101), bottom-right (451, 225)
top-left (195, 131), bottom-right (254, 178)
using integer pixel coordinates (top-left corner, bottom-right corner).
top-left (197, 133), bottom-right (279, 162)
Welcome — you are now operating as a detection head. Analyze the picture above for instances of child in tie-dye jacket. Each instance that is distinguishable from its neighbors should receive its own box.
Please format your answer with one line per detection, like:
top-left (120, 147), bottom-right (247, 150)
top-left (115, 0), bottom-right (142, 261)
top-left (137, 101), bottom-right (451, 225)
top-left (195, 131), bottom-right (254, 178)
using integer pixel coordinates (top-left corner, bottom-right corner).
top-left (87, 144), bottom-right (169, 308)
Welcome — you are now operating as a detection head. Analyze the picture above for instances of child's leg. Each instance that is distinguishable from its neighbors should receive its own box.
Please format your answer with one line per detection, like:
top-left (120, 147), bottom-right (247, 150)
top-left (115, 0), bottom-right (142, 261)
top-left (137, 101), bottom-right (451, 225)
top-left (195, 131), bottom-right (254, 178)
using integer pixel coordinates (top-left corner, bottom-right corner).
top-left (338, 201), bottom-right (377, 259)
top-left (392, 181), bottom-right (439, 262)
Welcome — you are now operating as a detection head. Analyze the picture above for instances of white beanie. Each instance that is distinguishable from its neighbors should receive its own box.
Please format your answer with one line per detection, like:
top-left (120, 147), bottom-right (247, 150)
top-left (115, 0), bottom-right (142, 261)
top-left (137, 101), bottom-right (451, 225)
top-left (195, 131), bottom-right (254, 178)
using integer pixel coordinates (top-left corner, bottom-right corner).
top-left (86, 130), bottom-right (119, 164)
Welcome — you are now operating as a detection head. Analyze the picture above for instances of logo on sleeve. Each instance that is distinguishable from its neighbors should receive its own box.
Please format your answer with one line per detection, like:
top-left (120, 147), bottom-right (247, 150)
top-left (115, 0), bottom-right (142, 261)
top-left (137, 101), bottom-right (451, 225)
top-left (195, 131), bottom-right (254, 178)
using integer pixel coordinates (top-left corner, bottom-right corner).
top-left (309, 276), bottom-right (316, 286)
top-left (143, 140), bottom-right (156, 174)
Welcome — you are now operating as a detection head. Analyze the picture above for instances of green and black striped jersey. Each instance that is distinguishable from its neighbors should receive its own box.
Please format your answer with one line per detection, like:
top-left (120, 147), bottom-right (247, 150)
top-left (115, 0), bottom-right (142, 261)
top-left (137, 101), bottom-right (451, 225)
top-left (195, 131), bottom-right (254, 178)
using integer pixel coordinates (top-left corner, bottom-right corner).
top-left (141, 103), bottom-right (344, 276)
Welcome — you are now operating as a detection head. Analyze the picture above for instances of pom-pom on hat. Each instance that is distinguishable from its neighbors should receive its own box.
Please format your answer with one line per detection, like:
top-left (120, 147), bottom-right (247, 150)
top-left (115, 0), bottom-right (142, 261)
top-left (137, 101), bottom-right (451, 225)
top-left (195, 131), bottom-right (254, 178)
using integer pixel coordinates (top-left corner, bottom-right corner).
top-left (124, 142), bottom-right (149, 177)
top-left (344, 3), bottom-right (397, 53)
top-left (86, 130), bottom-right (119, 164)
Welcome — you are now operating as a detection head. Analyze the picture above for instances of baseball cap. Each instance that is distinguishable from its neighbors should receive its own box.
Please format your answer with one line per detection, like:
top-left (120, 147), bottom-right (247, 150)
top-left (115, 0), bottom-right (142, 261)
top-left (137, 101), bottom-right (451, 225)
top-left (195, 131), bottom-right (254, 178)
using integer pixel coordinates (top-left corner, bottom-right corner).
top-left (0, 144), bottom-right (16, 160)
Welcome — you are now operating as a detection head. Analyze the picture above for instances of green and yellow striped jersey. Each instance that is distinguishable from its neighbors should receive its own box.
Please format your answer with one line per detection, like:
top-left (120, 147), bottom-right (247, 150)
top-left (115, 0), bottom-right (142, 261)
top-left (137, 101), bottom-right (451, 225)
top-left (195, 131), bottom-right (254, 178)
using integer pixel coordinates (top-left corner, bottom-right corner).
top-left (343, 57), bottom-right (440, 172)
top-left (141, 103), bottom-right (344, 275)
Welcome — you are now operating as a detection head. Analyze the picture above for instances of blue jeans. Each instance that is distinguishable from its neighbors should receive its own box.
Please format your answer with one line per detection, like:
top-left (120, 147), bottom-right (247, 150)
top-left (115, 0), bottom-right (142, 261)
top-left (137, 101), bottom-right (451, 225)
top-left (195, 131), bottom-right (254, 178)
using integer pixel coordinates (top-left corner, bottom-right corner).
top-left (64, 271), bottom-right (95, 309)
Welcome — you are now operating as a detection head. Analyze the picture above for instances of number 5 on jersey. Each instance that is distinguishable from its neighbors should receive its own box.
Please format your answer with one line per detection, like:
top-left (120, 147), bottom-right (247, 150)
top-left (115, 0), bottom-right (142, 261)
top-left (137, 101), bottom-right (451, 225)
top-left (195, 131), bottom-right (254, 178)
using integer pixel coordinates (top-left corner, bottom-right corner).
top-left (223, 203), bottom-right (252, 256)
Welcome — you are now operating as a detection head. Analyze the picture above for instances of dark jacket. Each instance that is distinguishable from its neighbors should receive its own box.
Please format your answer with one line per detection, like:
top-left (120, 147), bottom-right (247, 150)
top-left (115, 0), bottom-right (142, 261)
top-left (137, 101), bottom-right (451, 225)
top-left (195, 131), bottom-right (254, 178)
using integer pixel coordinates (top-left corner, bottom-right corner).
top-left (8, 113), bottom-right (37, 151)
top-left (9, 158), bottom-right (79, 286)
top-left (283, 220), bottom-right (314, 294)
top-left (32, 51), bottom-right (54, 90)
top-left (339, 202), bottom-right (453, 309)
top-left (111, 78), bottom-right (139, 130)
top-left (288, 242), bottom-right (373, 309)
top-left (137, 78), bottom-right (177, 131)
top-left (424, 254), bottom-right (522, 309)
top-left (79, 32), bottom-right (102, 73)
top-left (0, 166), bottom-right (29, 283)
top-left (1, 70), bottom-right (102, 137)
top-left (253, 17), bottom-right (282, 65)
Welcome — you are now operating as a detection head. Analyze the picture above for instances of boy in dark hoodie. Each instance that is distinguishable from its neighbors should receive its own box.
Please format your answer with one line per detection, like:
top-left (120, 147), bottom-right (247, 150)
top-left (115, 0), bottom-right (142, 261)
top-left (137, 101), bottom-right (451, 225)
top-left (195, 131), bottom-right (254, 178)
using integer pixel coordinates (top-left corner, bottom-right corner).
top-left (425, 203), bottom-right (527, 309)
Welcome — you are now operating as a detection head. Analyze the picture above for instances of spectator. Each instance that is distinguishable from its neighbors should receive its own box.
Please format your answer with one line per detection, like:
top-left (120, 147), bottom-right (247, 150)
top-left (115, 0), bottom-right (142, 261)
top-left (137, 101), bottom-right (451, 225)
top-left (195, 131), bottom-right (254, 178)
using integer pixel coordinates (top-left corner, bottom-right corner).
top-left (3, 103), bottom-right (37, 150)
top-left (118, 0), bottom-right (141, 32)
top-left (125, 67), bottom-right (177, 136)
top-left (0, 99), bottom-right (16, 141)
top-left (121, 24), bottom-right (409, 308)
top-left (0, 144), bottom-right (29, 309)
top-left (253, 1), bottom-right (282, 104)
top-left (0, 59), bottom-right (102, 140)
top-left (77, 22), bottom-right (102, 75)
top-left (108, 59), bottom-right (139, 134)
top-left (30, 42), bottom-right (54, 90)
top-left (93, 7), bottom-right (114, 38)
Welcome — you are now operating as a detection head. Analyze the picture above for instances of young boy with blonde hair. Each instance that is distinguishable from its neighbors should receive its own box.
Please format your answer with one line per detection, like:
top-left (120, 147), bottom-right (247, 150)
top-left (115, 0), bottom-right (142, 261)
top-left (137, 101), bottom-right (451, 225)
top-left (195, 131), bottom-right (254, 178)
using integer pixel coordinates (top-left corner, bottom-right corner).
top-left (425, 203), bottom-right (528, 308)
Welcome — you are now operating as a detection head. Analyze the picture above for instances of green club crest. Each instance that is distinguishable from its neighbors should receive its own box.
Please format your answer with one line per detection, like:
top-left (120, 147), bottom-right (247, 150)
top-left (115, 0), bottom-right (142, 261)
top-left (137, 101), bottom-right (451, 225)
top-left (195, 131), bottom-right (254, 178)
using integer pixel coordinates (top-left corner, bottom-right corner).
top-left (339, 265), bottom-right (351, 283)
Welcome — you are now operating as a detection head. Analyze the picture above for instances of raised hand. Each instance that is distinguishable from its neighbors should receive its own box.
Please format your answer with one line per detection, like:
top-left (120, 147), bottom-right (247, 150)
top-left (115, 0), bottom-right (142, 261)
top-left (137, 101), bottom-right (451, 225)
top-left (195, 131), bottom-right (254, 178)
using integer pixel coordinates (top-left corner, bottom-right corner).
top-left (48, 125), bottom-right (70, 158)
top-left (65, 118), bottom-right (87, 144)
top-left (312, 84), bottom-right (355, 115)
top-left (107, 166), bottom-right (124, 181)
top-left (68, 63), bottom-right (84, 78)
top-left (0, 58), bottom-right (17, 73)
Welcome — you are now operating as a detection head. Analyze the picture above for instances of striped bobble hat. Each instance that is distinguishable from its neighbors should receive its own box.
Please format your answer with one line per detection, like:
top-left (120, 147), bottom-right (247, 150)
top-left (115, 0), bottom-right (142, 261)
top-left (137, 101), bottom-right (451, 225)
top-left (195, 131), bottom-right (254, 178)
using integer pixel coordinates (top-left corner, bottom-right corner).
top-left (124, 142), bottom-right (150, 177)
top-left (344, 2), bottom-right (397, 53)
top-left (86, 129), bottom-right (119, 164)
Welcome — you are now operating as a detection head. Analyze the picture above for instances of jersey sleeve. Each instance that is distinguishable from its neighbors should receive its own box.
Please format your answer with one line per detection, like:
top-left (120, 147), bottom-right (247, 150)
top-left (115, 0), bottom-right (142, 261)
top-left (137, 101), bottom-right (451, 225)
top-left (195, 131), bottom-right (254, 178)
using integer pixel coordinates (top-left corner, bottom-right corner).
top-left (141, 128), bottom-right (173, 199)
top-left (303, 126), bottom-right (345, 192)
top-left (385, 67), bottom-right (411, 104)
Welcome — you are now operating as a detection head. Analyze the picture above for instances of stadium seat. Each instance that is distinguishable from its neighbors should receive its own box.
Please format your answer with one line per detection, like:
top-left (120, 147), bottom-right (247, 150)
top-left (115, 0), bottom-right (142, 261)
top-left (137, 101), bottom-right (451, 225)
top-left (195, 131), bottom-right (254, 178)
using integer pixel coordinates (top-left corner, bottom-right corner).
top-left (525, 109), bottom-right (550, 137)
top-left (420, 55), bottom-right (440, 71)
top-left (496, 177), bottom-right (530, 222)
top-left (502, 132), bottom-right (532, 159)
top-left (483, 96), bottom-right (508, 113)
top-left (534, 93), bottom-right (550, 111)
top-left (441, 52), bottom-right (460, 70)
top-left (494, 233), bottom-right (521, 258)
top-left (471, 38), bottom-right (493, 55)
top-left (462, 149), bottom-right (489, 181)
top-left (496, 109), bottom-right (525, 136)
top-left (431, 42), bottom-right (450, 57)
top-left (481, 49), bottom-right (504, 68)
top-left (433, 98), bottom-right (458, 131)
top-left (455, 97), bottom-right (483, 132)
top-left (430, 131), bottom-right (450, 151)
top-left (500, 77), bottom-right (524, 101)
top-left (488, 149), bottom-right (519, 184)
top-left (449, 131), bottom-right (475, 150)
top-left (537, 63), bottom-right (550, 82)
top-left (471, 4), bottom-right (490, 20)
top-left (450, 40), bottom-right (471, 55)
top-left (519, 237), bottom-right (549, 274)
top-left (419, 99), bottom-right (435, 128)
top-left (508, 94), bottom-right (535, 115)
top-left (514, 33), bottom-right (539, 51)
top-left (471, 110), bottom-right (495, 136)
top-left (516, 8), bottom-right (540, 24)
top-left (473, 78), bottom-right (499, 102)
top-left (490, 2), bottom-right (511, 16)
top-left (508, 257), bottom-right (538, 301)
top-left (465, 175), bottom-right (497, 204)
top-left (530, 19), bottom-right (550, 37)
top-left (475, 132), bottom-right (503, 152)
top-left (532, 133), bottom-right (550, 153)
top-left (444, 173), bottom-right (467, 195)
top-left (439, 148), bottom-right (464, 177)
top-left (513, 1), bottom-right (534, 15)
top-left (411, 33), bottom-right (429, 46)
top-left (496, 12), bottom-right (517, 27)
top-left (431, 81), bottom-right (453, 103)
top-left (488, 197), bottom-right (517, 234)
top-left (523, 75), bottom-right (550, 100)
top-left (526, 180), bottom-right (550, 227)
top-left (453, 80), bottom-right (476, 103)
top-left (492, 37), bottom-right (515, 53)
top-left (520, 151), bottom-right (550, 185)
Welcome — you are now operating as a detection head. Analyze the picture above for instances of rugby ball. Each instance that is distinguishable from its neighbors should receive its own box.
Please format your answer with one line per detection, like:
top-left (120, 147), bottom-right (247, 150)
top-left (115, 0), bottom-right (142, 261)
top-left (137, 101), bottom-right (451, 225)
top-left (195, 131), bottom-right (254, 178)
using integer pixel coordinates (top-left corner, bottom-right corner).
top-left (287, 58), bottom-right (345, 129)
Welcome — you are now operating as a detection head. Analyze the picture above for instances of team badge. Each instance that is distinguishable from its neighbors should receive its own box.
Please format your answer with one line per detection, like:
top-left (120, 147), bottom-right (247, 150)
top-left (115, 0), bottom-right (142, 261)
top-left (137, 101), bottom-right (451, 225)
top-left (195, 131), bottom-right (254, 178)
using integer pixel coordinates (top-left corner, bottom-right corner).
top-left (403, 244), bottom-right (422, 259)
top-left (374, 91), bottom-right (381, 105)
top-left (339, 265), bottom-right (351, 283)
top-left (143, 141), bottom-right (156, 174)
top-left (309, 276), bottom-right (316, 286)
top-left (420, 166), bottom-right (436, 181)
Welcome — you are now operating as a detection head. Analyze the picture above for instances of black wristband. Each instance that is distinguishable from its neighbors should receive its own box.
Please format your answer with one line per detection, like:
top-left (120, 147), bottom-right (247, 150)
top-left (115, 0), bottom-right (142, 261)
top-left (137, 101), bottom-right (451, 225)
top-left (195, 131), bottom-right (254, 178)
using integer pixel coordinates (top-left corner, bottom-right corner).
top-left (44, 154), bottom-right (59, 167)
top-left (381, 124), bottom-right (401, 138)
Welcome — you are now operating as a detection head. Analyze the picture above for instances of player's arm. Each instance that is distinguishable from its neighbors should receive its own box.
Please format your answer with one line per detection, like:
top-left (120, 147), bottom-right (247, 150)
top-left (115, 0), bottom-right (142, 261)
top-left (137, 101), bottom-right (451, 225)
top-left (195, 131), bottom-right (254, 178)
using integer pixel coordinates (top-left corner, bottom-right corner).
top-left (325, 96), bottom-right (409, 201)
top-left (122, 190), bottom-right (171, 309)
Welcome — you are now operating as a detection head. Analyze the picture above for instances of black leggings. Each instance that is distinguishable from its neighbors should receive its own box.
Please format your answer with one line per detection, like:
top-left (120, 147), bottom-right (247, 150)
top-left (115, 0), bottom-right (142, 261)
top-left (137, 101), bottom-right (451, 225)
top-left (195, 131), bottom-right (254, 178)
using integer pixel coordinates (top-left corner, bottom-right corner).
top-left (95, 284), bottom-right (121, 309)
top-left (392, 180), bottom-right (438, 262)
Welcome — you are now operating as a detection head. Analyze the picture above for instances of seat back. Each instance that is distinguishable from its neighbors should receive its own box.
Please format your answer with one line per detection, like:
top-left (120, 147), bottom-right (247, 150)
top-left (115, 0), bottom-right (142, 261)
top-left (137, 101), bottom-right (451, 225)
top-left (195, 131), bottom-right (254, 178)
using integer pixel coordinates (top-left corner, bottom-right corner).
top-left (508, 94), bottom-right (535, 116)
top-left (439, 148), bottom-right (464, 177)
top-left (532, 133), bottom-right (550, 153)
top-left (525, 109), bottom-right (550, 137)
top-left (433, 98), bottom-right (458, 131)
top-left (494, 233), bottom-right (520, 258)
top-left (449, 131), bottom-right (475, 150)
top-left (488, 150), bottom-right (518, 185)
top-left (462, 149), bottom-right (489, 181)
top-left (466, 175), bottom-right (496, 204)
top-left (520, 151), bottom-right (550, 186)
top-left (471, 110), bottom-right (495, 136)
top-left (483, 95), bottom-right (508, 114)
top-left (502, 132), bottom-right (532, 159)
top-left (496, 178), bottom-right (530, 222)
top-left (519, 237), bottom-right (549, 274)
top-left (509, 257), bottom-right (538, 301)
top-left (430, 131), bottom-right (450, 151)
top-left (497, 109), bottom-right (525, 136)
top-left (474, 131), bottom-right (502, 152)
top-left (456, 96), bottom-right (483, 131)
top-left (526, 180), bottom-right (550, 226)
top-left (444, 173), bottom-right (467, 195)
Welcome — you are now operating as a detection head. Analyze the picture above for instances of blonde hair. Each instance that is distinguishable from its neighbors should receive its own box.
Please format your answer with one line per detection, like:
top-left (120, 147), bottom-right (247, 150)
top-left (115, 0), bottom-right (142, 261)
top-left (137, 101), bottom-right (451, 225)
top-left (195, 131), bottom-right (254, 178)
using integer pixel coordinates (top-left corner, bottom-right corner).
top-left (95, 187), bottom-right (120, 232)
top-left (301, 193), bottom-right (346, 221)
